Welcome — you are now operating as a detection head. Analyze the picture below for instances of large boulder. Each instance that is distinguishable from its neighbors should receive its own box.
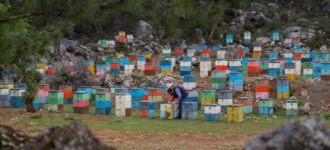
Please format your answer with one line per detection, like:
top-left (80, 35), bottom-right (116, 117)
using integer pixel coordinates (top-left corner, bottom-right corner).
top-left (0, 125), bottom-right (30, 150)
top-left (256, 37), bottom-right (271, 46)
top-left (0, 122), bottom-right (116, 150)
top-left (244, 116), bottom-right (330, 150)
top-left (133, 20), bottom-right (153, 40)
top-left (323, 0), bottom-right (330, 12)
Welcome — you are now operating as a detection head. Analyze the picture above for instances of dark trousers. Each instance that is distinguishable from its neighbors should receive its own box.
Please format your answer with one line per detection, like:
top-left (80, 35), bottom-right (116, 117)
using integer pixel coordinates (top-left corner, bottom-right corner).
top-left (177, 97), bottom-right (186, 119)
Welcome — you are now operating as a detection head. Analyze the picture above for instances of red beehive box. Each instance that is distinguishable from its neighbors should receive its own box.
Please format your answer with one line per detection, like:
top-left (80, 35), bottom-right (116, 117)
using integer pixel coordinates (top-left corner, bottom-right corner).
top-left (175, 49), bottom-right (184, 54)
top-left (129, 55), bottom-right (137, 61)
top-left (47, 67), bottom-right (56, 74)
top-left (236, 50), bottom-right (245, 57)
top-left (202, 49), bottom-right (211, 54)
top-left (255, 86), bottom-right (269, 92)
top-left (110, 63), bottom-right (120, 69)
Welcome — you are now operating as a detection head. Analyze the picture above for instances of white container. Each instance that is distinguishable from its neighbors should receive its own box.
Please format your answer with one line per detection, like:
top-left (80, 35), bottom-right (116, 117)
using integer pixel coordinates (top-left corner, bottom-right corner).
top-left (218, 99), bottom-right (233, 106)
top-left (286, 102), bottom-right (298, 109)
top-left (0, 89), bottom-right (9, 95)
top-left (294, 61), bottom-right (302, 76)
top-left (217, 51), bottom-right (226, 59)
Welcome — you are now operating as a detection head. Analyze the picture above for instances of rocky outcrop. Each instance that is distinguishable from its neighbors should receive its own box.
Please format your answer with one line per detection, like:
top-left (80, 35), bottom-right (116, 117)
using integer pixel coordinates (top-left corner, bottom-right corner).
top-left (134, 20), bottom-right (153, 40)
top-left (0, 122), bottom-right (116, 150)
top-left (244, 116), bottom-right (330, 150)
top-left (322, 0), bottom-right (330, 12)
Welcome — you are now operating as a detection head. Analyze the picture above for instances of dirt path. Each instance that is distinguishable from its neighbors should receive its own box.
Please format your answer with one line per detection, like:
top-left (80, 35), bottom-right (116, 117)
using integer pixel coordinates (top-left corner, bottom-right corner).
top-left (92, 129), bottom-right (252, 150)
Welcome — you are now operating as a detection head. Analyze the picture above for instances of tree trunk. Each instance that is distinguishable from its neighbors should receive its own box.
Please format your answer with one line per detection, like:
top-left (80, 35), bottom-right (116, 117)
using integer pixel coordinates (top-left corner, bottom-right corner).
top-left (54, 40), bottom-right (61, 61)
top-left (208, 15), bottom-right (223, 41)
top-left (26, 102), bottom-right (36, 113)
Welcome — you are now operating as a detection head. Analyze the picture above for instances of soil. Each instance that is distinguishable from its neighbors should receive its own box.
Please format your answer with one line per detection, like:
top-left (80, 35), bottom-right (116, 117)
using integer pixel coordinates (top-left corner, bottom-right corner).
top-left (92, 129), bottom-right (251, 150)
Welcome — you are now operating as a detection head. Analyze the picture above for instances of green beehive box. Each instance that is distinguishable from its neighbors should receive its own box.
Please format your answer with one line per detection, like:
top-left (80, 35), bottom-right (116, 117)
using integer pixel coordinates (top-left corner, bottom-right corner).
top-left (96, 93), bottom-right (111, 101)
top-left (48, 91), bottom-right (64, 104)
top-left (242, 67), bottom-right (248, 76)
top-left (211, 78), bottom-right (226, 83)
top-left (253, 56), bottom-right (261, 60)
top-left (260, 63), bottom-right (268, 70)
top-left (73, 92), bottom-right (91, 100)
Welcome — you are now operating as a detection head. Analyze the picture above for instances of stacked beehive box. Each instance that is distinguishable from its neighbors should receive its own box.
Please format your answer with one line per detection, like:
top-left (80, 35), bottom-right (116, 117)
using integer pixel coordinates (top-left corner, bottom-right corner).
top-left (95, 93), bottom-right (111, 115)
top-left (204, 104), bottom-right (221, 121)
top-left (96, 63), bottom-right (106, 76)
top-left (312, 60), bottom-right (321, 78)
top-left (235, 97), bottom-right (253, 114)
top-left (130, 88), bottom-right (147, 108)
top-left (152, 57), bottom-right (161, 71)
top-left (321, 63), bottom-right (330, 80)
top-left (229, 60), bottom-right (241, 72)
top-left (186, 90), bottom-right (199, 103)
top-left (215, 60), bottom-right (228, 71)
top-left (301, 53), bottom-right (310, 63)
top-left (10, 88), bottom-right (26, 108)
top-left (200, 60), bottom-right (212, 77)
top-left (255, 79), bottom-right (269, 100)
top-left (286, 99), bottom-right (298, 116)
top-left (0, 88), bottom-right (10, 107)
top-left (258, 99), bottom-right (273, 116)
top-left (110, 63), bottom-right (120, 74)
top-left (260, 59), bottom-right (268, 75)
top-left (115, 93), bottom-right (131, 117)
top-left (147, 88), bottom-right (163, 103)
top-left (119, 57), bottom-right (129, 71)
top-left (217, 50), bottom-right (226, 59)
top-left (33, 90), bottom-right (46, 110)
top-left (59, 86), bottom-right (73, 104)
top-left (202, 49), bottom-right (211, 60)
top-left (47, 90), bottom-right (64, 112)
top-left (242, 58), bottom-right (249, 76)
top-left (211, 71), bottom-right (226, 90)
top-left (137, 56), bottom-right (146, 70)
top-left (252, 46), bottom-right (262, 60)
top-left (144, 64), bottom-right (156, 76)
top-left (229, 72), bottom-right (244, 92)
top-left (217, 91), bottom-right (233, 113)
top-left (162, 48), bottom-right (171, 57)
top-left (139, 101), bottom-right (155, 118)
top-left (200, 90), bottom-right (216, 109)
top-left (236, 49), bottom-right (246, 58)
top-left (268, 61), bottom-right (281, 77)
top-left (303, 63), bottom-right (313, 79)
top-left (124, 63), bottom-right (135, 75)
top-left (182, 102), bottom-right (198, 120)
top-left (284, 52), bottom-right (293, 63)
top-left (180, 59), bottom-right (192, 76)
top-left (187, 48), bottom-right (196, 57)
top-left (284, 62), bottom-right (295, 81)
top-left (160, 60), bottom-right (172, 75)
top-left (73, 91), bottom-right (90, 114)
top-left (268, 51), bottom-right (278, 60)
top-left (183, 75), bottom-right (196, 89)
top-left (248, 60), bottom-right (260, 77)
top-left (277, 77), bottom-right (290, 99)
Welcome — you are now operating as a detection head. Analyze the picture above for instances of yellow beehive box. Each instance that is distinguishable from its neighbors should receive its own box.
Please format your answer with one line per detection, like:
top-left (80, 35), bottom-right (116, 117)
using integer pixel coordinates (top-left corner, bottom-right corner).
top-left (117, 53), bottom-right (124, 58)
top-left (227, 105), bottom-right (244, 122)
top-left (145, 54), bottom-right (152, 59)
top-left (285, 74), bottom-right (295, 81)
top-left (0, 82), bottom-right (14, 89)
top-left (161, 70), bottom-right (172, 75)
top-left (36, 63), bottom-right (47, 72)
